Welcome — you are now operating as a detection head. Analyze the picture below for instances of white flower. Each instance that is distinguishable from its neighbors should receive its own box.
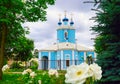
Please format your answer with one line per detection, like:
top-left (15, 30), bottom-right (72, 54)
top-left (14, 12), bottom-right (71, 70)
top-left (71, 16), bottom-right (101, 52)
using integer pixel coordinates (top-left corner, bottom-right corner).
top-left (22, 0), bottom-right (26, 3)
top-left (30, 72), bottom-right (36, 78)
top-left (19, 62), bottom-right (26, 67)
top-left (29, 58), bottom-right (38, 64)
top-left (22, 70), bottom-right (28, 75)
top-left (38, 80), bottom-right (42, 84)
top-left (89, 63), bottom-right (102, 80)
top-left (22, 68), bottom-right (32, 75)
top-left (65, 63), bottom-right (90, 84)
top-left (25, 68), bottom-right (32, 73)
top-left (48, 69), bottom-right (59, 77)
top-left (2, 64), bottom-right (10, 72)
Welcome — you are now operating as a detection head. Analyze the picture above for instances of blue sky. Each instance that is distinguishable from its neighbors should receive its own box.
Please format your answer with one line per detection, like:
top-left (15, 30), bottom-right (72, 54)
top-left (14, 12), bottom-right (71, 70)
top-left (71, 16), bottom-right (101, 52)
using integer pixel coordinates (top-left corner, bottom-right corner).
top-left (23, 0), bottom-right (96, 49)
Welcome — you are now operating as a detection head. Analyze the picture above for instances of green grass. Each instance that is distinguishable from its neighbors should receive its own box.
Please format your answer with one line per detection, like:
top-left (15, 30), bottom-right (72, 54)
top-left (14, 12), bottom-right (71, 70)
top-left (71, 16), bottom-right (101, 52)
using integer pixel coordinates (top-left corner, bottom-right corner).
top-left (7, 68), bottom-right (25, 72)
top-left (0, 73), bottom-right (24, 84)
top-left (0, 70), bottom-right (66, 84)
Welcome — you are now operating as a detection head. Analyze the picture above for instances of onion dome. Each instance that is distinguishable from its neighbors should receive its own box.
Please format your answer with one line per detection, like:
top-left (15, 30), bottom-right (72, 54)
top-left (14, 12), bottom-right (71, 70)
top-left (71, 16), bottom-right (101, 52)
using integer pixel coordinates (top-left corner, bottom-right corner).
top-left (70, 13), bottom-right (74, 26)
top-left (70, 21), bottom-right (74, 26)
top-left (62, 17), bottom-right (69, 22)
top-left (62, 10), bottom-right (69, 22)
top-left (58, 21), bottom-right (62, 25)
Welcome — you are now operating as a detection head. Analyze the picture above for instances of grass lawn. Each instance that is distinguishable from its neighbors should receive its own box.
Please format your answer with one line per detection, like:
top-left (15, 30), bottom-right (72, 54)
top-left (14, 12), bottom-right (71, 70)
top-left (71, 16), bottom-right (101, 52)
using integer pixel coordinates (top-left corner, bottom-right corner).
top-left (0, 70), bottom-right (66, 84)
top-left (0, 73), bottom-right (23, 84)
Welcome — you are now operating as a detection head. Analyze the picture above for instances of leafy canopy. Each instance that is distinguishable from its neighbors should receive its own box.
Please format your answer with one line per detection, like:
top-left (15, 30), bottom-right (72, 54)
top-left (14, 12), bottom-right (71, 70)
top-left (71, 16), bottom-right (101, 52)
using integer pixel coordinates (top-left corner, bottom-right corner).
top-left (91, 0), bottom-right (120, 82)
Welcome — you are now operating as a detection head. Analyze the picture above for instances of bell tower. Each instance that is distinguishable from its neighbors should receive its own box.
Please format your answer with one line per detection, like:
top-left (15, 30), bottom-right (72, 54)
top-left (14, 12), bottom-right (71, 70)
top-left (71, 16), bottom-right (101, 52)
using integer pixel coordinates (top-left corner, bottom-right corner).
top-left (57, 11), bottom-right (75, 43)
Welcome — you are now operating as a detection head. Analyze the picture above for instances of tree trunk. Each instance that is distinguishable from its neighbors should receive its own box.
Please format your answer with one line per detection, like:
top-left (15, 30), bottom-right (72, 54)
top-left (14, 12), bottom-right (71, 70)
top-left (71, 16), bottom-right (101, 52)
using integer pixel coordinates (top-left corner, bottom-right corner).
top-left (0, 24), bottom-right (7, 80)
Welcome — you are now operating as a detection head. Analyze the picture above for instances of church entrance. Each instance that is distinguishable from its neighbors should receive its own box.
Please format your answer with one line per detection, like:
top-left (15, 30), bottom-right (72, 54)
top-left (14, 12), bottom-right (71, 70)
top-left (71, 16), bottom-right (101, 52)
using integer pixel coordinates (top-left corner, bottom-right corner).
top-left (66, 60), bottom-right (69, 67)
top-left (41, 56), bottom-right (48, 70)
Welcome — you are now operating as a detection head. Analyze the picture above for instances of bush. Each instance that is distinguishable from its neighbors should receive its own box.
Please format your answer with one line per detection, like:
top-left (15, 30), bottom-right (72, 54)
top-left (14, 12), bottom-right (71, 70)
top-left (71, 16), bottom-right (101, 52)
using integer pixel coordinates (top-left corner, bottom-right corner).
top-left (10, 62), bottom-right (23, 69)
top-left (29, 61), bottom-right (38, 70)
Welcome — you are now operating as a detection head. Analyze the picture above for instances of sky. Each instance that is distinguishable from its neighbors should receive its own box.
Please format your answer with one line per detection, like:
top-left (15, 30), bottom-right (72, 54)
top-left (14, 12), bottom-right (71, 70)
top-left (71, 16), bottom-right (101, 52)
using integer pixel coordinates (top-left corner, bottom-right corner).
top-left (23, 0), bottom-right (96, 50)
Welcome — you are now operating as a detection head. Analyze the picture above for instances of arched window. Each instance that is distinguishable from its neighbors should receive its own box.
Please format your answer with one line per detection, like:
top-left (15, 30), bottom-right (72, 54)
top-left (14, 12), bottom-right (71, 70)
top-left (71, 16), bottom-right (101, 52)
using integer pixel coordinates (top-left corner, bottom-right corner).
top-left (64, 31), bottom-right (68, 40)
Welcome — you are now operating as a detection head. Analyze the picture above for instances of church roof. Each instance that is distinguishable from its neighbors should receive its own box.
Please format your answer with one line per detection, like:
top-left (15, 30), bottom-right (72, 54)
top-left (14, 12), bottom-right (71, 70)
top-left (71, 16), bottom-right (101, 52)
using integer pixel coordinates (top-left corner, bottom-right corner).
top-left (39, 42), bottom-right (94, 52)
top-left (57, 25), bottom-right (75, 29)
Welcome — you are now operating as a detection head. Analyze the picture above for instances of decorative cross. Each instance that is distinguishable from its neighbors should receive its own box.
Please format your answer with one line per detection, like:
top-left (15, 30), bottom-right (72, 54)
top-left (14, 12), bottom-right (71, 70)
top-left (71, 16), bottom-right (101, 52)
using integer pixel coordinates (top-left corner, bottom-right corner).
top-left (70, 13), bottom-right (73, 21)
top-left (58, 14), bottom-right (61, 21)
top-left (64, 10), bottom-right (67, 17)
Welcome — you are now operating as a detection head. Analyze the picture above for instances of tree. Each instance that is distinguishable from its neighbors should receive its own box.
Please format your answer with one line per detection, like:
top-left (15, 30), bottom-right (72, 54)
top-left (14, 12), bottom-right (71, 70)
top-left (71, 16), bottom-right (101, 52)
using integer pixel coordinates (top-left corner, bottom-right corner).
top-left (5, 25), bottom-right (30, 60)
top-left (33, 49), bottom-right (39, 58)
top-left (8, 36), bottom-right (34, 61)
top-left (0, 0), bottom-right (55, 80)
top-left (91, 0), bottom-right (120, 83)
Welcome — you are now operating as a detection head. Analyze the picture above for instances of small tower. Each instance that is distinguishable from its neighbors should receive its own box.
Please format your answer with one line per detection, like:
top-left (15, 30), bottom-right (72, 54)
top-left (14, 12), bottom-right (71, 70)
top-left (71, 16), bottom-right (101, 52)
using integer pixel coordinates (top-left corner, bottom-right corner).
top-left (57, 11), bottom-right (75, 43)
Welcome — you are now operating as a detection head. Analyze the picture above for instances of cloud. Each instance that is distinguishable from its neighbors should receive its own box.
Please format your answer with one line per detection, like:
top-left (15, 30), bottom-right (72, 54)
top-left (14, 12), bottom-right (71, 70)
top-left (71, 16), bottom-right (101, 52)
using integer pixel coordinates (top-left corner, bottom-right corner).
top-left (23, 0), bottom-right (96, 49)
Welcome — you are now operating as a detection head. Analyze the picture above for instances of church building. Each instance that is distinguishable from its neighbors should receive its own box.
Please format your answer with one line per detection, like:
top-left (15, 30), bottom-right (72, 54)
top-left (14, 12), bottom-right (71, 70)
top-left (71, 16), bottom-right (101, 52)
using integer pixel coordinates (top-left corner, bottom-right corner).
top-left (38, 12), bottom-right (96, 70)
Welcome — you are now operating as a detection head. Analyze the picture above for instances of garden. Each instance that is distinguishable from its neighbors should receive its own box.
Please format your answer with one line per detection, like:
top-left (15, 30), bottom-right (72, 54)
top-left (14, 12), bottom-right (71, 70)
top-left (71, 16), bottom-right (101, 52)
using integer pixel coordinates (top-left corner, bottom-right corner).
top-left (0, 70), bottom-right (66, 84)
top-left (1, 0), bottom-right (120, 84)
top-left (0, 58), bottom-right (102, 84)
top-left (0, 58), bottom-right (66, 84)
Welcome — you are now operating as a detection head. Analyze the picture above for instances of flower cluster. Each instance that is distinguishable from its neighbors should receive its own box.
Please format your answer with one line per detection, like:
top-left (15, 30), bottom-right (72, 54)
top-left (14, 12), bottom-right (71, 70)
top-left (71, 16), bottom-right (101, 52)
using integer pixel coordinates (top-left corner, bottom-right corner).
top-left (2, 64), bottom-right (10, 72)
top-left (38, 80), bottom-right (42, 84)
top-left (29, 58), bottom-right (38, 64)
top-left (48, 69), bottom-right (59, 77)
top-left (22, 68), bottom-right (36, 78)
top-left (19, 62), bottom-right (26, 67)
top-left (65, 63), bottom-right (102, 84)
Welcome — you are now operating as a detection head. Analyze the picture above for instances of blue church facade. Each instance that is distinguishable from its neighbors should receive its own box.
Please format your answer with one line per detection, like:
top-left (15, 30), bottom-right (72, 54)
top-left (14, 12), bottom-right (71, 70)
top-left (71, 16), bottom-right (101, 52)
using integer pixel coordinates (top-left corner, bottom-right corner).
top-left (38, 13), bottom-right (96, 70)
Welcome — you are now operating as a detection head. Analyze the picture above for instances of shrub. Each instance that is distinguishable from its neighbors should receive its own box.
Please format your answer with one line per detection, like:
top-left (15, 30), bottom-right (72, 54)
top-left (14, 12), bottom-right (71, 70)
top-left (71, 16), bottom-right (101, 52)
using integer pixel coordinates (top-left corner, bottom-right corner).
top-left (10, 62), bottom-right (22, 69)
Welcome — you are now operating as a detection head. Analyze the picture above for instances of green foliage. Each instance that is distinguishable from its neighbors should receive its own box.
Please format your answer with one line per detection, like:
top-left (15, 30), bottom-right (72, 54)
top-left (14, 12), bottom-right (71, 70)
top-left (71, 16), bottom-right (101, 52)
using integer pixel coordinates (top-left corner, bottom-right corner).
top-left (0, 73), bottom-right (23, 84)
top-left (21, 71), bottom-right (65, 84)
top-left (13, 37), bottom-right (34, 61)
top-left (29, 61), bottom-right (38, 70)
top-left (8, 68), bottom-right (24, 72)
top-left (91, 0), bottom-right (120, 82)
top-left (0, 70), bottom-right (65, 84)
top-left (10, 62), bottom-right (22, 69)
top-left (33, 49), bottom-right (39, 58)
top-left (0, 0), bottom-right (55, 79)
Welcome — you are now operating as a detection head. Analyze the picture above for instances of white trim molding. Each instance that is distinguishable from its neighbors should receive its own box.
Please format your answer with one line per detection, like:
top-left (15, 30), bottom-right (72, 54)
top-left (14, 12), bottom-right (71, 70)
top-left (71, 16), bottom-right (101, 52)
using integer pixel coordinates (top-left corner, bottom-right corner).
top-left (61, 50), bottom-right (63, 69)
top-left (72, 50), bottom-right (75, 65)
top-left (84, 52), bottom-right (87, 62)
top-left (38, 52), bottom-right (41, 69)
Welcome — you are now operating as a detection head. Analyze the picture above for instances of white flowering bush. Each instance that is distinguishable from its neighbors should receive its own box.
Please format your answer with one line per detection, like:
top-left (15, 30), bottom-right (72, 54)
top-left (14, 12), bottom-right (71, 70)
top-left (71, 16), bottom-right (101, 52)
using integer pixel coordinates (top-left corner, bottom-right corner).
top-left (22, 68), bottom-right (32, 75)
top-left (2, 64), bottom-right (10, 72)
top-left (21, 69), bottom-right (61, 84)
top-left (48, 69), bottom-right (59, 77)
top-left (29, 58), bottom-right (38, 70)
top-left (89, 63), bottom-right (102, 80)
top-left (29, 58), bottom-right (38, 63)
top-left (30, 72), bottom-right (36, 78)
top-left (22, 68), bottom-right (37, 84)
top-left (38, 80), bottom-right (41, 84)
top-left (65, 63), bottom-right (102, 84)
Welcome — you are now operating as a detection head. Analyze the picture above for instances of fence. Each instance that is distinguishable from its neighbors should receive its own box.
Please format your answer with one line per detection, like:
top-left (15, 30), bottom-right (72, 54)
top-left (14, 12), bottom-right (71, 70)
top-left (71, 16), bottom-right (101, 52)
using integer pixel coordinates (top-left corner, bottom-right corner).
top-left (39, 59), bottom-right (96, 70)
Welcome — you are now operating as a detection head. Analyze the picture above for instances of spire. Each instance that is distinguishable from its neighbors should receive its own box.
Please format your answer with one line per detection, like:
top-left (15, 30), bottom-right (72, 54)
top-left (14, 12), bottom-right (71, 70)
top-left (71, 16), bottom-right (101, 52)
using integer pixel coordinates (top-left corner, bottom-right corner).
top-left (70, 13), bottom-right (74, 26)
top-left (62, 10), bottom-right (69, 25)
top-left (58, 14), bottom-right (62, 26)
top-left (70, 13), bottom-right (73, 21)
top-left (64, 10), bottom-right (67, 17)
top-left (59, 14), bottom-right (61, 21)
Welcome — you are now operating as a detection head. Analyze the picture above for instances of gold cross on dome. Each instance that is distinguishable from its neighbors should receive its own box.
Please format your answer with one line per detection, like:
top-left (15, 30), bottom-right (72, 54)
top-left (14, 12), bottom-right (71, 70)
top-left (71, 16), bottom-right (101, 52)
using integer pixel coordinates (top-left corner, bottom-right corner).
top-left (58, 14), bottom-right (61, 18)
top-left (70, 13), bottom-right (73, 20)
top-left (58, 14), bottom-right (61, 21)
top-left (64, 10), bottom-right (67, 17)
